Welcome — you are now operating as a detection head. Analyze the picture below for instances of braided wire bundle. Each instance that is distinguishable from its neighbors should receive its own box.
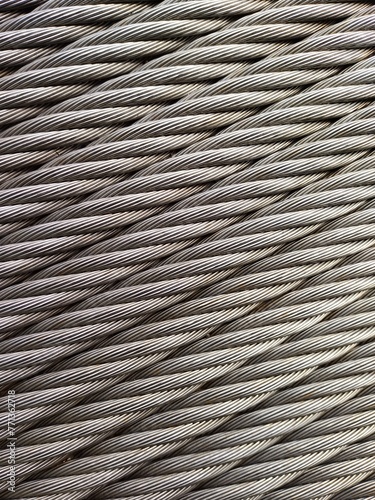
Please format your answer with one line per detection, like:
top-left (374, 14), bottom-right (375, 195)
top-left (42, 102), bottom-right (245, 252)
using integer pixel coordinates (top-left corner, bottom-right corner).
top-left (1, 0), bottom-right (375, 498)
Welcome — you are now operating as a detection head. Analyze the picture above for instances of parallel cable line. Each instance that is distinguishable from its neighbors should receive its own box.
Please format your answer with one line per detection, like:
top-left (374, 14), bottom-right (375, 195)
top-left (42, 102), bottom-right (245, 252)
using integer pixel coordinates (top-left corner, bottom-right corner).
top-left (0, 0), bottom-right (271, 133)
top-left (4, 282), bottom-right (375, 497)
top-left (1, 61), bottom-right (375, 348)
top-left (1, 1), bottom-right (375, 498)
top-left (0, 0), bottom-right (366, 184)
top-left (2, 0), bottom-right (368, 178)
top-left (4, 25), bottom-right (371, 306)
top-left (2, 153), bottom-right (375, 495)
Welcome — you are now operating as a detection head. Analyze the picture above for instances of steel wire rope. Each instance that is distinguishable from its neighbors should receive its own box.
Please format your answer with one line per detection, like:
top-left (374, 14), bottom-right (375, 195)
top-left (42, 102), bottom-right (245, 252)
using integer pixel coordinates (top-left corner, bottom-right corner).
top-left (3, 133), bottom-right (375, 496)
top-left (2, 1), bottom-right (375, 498)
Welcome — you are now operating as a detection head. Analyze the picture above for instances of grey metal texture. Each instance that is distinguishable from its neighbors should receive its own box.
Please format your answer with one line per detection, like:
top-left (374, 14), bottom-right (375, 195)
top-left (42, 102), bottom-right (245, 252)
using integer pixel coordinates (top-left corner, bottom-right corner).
top-left (1, 0), bottom-right (375, 498)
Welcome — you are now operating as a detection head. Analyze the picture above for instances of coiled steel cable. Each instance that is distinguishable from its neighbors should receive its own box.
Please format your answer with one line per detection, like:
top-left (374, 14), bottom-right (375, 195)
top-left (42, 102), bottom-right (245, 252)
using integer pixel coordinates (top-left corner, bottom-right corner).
top-left (2, 127), bottom-right (375, 490)
top-left (2, 0), bottom-right (375, 499)
top-left (0, 0), bottom-right (367, 177)
top-left (3, 152), bottom-right (373, 496)
top-left (1, 8), bottom-right (375, 288)
top-left (3, 47), bottom-right (372, 360)
top-left (0, 0), bottom-right (271, 134)
top-left (2, 0), bottom-right (375, 446)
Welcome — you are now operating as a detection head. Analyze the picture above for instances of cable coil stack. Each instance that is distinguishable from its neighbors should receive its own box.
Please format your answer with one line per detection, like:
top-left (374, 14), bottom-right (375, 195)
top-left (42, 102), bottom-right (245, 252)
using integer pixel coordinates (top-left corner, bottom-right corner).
top-left (1, 0), bottom-right (375, 498)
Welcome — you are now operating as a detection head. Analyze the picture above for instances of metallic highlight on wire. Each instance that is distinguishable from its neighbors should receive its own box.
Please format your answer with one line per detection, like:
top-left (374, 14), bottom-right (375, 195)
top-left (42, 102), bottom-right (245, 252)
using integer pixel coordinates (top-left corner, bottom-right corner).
top-left (1, 0), bottom-right (375, 499)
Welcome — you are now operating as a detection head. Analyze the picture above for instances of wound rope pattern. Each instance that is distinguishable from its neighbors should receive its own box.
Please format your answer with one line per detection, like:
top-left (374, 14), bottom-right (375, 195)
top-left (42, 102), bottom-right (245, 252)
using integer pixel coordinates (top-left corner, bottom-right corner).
top-left (1, 1), bottom-right (375, 499)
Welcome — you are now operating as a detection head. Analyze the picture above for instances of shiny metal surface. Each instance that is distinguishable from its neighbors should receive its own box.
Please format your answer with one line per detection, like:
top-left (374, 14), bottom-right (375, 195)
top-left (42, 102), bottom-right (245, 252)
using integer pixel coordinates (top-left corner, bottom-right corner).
top-left (1, 0), bottom-right (375, 498)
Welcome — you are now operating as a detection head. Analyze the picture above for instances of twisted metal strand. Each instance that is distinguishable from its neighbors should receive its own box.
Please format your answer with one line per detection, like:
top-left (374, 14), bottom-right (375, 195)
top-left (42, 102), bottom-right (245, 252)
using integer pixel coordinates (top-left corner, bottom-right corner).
top-left (0, 0), bottom-right (162, 129)
top-left (3, 289), bottom-right (375, 497)
top-left (2, 17), bottom-right (375, 382)
top-left (0, 1), bottom-right (367, 172)
top-left (2, 71), bottom-right (375, 343)
top-left (333, 473), bottom-right (375, 499)
top-left (0, 0), bottom-right (271, 132)
top-left (0, 0), bottom-right (46, 12)
top-left (1, 6), bottom-right (370, 252)
top-left (4, 52), bottom-right (371, 292)
top-left (0, 111), bottom-right (375, 444)
top-left (0, 0), bottom-right (277, 203)
top-left (2, 2), bottom-right (375, 498)
top-left (0, 0), bottom-right (156, 72)
top-left (2, 153), bottom-right (375, 495)
top-left (58, 312), bottom-right (373, 498)
top-left (1, 16), bottom-right (370, 278)
top-left (2, 119), bottom-right (375, 440)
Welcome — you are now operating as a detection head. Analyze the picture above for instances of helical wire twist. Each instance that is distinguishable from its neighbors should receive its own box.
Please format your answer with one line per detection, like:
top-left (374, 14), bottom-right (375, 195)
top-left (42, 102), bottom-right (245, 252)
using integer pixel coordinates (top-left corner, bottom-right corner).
top-left (1, 0), bottom-right (375, 499)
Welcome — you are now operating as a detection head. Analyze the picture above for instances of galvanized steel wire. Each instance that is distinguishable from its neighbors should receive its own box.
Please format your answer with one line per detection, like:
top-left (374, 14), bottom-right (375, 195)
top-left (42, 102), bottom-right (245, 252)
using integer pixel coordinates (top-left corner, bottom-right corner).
top-left (1, 0), bottom-right (375, 498)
